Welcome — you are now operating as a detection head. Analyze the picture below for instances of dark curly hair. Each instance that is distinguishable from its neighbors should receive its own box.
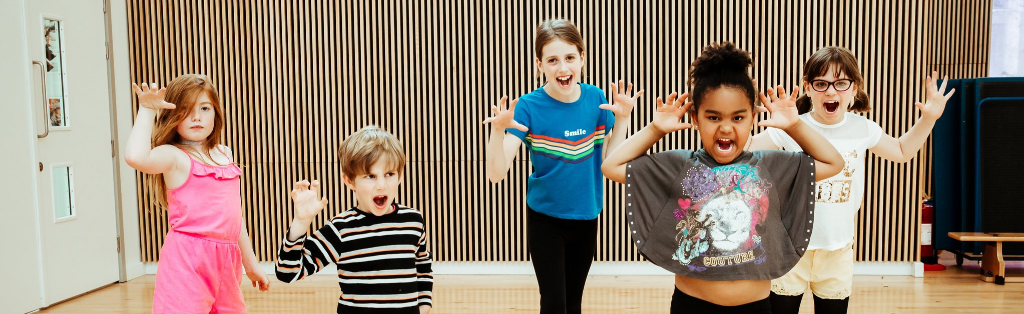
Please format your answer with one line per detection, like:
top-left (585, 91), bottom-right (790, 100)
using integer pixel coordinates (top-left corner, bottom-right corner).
top-left (688, 42), bottom-right (756, 113)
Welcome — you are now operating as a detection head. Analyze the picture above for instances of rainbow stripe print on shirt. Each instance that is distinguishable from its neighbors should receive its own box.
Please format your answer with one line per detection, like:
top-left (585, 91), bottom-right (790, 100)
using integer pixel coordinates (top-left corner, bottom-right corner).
top-left (524, 125), bottom-right (607, 164)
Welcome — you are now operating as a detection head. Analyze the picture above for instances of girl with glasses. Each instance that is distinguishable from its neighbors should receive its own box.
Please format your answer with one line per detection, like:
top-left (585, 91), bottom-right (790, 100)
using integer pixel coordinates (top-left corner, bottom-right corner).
top-left (748, 46), bottom-right (955, 314)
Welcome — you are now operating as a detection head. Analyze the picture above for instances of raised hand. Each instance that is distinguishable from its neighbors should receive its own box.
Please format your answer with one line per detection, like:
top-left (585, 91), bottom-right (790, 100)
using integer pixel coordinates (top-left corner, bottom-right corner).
top-left (758, 85), bottom-right (801, 130)
top-left (650, 92), bottom-right (693, 134)
top-left (599, 80), bottom-right (645, 118)
top-left (289, 180), bottom-right (329, 222)
top-left (481, 96), bottom-right (529, 132)
top-left (917, 71), bottom-right (955, 121)
top-left (131, 82), bottom-right (176, 110)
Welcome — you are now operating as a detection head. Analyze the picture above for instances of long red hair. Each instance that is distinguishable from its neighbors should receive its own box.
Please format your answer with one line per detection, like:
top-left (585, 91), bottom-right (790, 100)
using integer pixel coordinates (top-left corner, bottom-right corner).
top-left (147, 74), bottom-right (226, 209)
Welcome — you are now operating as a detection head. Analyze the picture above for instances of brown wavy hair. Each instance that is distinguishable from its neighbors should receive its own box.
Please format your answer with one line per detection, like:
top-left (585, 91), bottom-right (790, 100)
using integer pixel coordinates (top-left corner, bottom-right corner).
top-left (796, 46), bottom-right (871, 114)
top-left (534, 18), bottom-right (586, 80)
top-left (148, 74), bottom-right (227, 209)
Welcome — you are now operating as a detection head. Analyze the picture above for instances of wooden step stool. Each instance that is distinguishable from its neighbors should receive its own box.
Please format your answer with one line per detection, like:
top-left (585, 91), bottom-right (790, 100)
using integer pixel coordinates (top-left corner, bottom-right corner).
top-left (948, 232), bottom-right (1024, 285)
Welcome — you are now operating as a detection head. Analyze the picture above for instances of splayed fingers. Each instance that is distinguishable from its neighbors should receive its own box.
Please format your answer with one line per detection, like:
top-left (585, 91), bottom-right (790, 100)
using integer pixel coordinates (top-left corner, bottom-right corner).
top-left (131, 82), bottom-right (176, 110)
top-left (481, 96), bottom-right (528, 132)
top-left (600, 80), bottom-right (645, 117)
top-left (650, 92), bottom-right (693, 134)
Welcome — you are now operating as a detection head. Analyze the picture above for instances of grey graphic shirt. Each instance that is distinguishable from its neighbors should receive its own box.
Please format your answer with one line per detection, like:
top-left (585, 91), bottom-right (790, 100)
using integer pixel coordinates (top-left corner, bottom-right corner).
top-left (625, 149), bottom-right (817, 281)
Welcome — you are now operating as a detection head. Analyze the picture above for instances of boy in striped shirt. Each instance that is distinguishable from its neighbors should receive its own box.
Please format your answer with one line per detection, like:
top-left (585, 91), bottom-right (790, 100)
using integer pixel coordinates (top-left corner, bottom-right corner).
top-left (276, 125), bottom-right (433, 314)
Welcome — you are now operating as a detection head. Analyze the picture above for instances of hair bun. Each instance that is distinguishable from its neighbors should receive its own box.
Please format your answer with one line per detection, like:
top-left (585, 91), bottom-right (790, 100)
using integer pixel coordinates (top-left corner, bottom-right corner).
top-left (689, 42), bottom-right (752, 83)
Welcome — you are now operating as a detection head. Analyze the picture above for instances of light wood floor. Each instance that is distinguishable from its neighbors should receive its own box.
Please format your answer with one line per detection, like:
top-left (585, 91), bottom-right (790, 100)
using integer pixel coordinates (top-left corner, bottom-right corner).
top-left (33, 253), bottom-right (1024, 314)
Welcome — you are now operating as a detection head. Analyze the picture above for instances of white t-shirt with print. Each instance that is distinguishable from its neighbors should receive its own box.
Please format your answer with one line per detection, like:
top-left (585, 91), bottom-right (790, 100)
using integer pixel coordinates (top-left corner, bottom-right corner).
top-left (765, 112), bottom-right (883, 251)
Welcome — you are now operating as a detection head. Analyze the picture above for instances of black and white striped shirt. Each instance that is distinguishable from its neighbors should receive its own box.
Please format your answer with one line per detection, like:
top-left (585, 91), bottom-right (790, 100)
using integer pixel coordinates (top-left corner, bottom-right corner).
top-left (276, 204), bottom-right (433, 313)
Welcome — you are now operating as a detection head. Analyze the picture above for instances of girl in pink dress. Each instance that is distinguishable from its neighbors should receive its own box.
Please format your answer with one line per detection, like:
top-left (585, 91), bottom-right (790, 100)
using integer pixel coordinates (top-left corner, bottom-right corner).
top-left (125, 74), bottom-right (270, 314)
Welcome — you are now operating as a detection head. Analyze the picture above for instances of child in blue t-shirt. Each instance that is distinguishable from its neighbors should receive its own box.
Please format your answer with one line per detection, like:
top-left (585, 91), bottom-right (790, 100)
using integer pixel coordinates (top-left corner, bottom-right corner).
top-left (481, 18), bottom-right (642, 314)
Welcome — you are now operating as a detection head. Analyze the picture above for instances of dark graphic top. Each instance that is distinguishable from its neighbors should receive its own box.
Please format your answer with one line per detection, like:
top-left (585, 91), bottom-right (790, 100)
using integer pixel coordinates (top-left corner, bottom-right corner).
top-left (625, 149), bottom-right (816, 280)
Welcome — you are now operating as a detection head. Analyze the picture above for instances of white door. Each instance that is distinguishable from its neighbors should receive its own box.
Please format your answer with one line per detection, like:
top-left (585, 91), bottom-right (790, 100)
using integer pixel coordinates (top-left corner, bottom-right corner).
top-left (26, 0), bottom-right (120, 306)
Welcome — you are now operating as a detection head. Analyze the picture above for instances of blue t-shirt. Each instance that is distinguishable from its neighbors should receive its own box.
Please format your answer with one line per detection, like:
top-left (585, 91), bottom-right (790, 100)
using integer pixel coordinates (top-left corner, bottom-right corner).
top-left (506, 83), bottom-right (614, 220)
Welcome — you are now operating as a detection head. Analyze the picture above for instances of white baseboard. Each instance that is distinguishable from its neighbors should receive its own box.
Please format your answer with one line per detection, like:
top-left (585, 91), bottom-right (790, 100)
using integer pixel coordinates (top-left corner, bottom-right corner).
top-left (852, 261), bottom-right (922, 277)
top-left (125, 262), bottom-right (146, 281)
top-left (144, 262), bottom-right (158, 274)
top-left (142, 261), bottom-right (922, 277)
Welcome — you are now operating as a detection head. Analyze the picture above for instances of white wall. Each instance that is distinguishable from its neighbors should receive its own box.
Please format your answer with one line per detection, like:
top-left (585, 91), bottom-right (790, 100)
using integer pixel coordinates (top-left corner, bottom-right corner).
top-left (108, 0), bottom-right (145, 281)
top-left (0, 0), bottom-right (46, 312)
top-left (991, 0), bottom-right (1024, 76)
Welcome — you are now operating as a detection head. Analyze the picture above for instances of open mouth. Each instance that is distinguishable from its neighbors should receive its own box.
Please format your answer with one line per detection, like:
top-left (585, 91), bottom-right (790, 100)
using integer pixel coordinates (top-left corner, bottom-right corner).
top-left (824, 101), bottom-right (840, 113)
top-left (715, 139), bottom-right (734, 154)
top-left (373, 195), bottom-right (388, 208)
top-left (556, 75), bottom-right (573, 87)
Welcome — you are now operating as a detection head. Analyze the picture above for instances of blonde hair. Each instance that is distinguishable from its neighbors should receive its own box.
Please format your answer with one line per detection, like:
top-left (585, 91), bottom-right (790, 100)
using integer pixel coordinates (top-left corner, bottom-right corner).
top-left (338, 125), bottom-right (406, 179)
top-left (147, 74), bottom-right (226, 209)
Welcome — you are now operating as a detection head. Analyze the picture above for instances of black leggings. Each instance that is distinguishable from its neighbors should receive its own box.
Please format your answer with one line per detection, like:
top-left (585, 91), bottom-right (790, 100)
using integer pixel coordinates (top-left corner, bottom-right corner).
top-left (527, 208), bottom-right (598, 314)
top-left (671, 288), bottom-right (771, 314)
top-left (769, 292), bottom-right (850, 314)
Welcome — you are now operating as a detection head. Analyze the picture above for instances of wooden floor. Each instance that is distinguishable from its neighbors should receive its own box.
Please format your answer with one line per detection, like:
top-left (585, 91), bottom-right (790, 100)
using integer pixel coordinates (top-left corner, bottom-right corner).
top-left (33, 253), bottom-right (1024, 314)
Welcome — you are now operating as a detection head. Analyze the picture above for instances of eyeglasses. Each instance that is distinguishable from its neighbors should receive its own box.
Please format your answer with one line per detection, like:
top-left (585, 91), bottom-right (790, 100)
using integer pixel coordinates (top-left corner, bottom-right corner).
top-left (809, 79), bottom-right (853, 92)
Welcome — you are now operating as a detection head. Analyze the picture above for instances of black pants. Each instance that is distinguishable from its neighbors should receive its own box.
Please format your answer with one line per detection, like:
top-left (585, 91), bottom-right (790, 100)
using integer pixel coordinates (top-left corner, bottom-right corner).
top-left (527, 208), bottom-right (598, 314)
top-left (769, 291), bottom-right (850, 314)
top-left (671, 288), bottom-right (771, 314)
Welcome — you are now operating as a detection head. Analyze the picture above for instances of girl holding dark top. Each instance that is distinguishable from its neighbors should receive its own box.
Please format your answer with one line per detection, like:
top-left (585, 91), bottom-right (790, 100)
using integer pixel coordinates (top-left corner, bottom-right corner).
top-left (601, 42), bottom-right (844, 313)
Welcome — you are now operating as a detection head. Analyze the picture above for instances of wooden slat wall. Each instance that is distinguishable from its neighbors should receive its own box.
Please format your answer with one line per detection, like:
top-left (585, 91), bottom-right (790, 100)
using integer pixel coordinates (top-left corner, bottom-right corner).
top-left (127, 0), bottom-right (990, 263)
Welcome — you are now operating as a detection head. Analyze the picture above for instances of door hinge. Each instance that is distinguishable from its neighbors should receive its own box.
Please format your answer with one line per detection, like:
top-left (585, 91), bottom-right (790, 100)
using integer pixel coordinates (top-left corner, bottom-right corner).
top-left (116, 237), bottom-right (121, 253)
top-left (111, 140), bottom-right (115, 157)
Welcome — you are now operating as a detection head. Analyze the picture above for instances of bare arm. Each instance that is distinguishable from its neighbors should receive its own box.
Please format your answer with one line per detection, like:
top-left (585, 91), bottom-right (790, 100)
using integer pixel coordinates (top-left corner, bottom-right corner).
top-left (600, 80), bottom-right (644, 160)
top-left (485, 127), bottom-right (523, 183)
top-left (870, 72), bottom-right (955, 163)
top-left (482, 96), bottom-right (527, 183)
top-left (123, 83), bottom-right (181, 174)
top-left (759, 86), bottom-right (843, 181)
top-left (224, 145), bottom-right (269, 291)
top-left (238, 219), bottom-right (270, 291)
top-left (783, 122), bottom-right (843, 180)
top-left (869, 120), bottom-right (934, 163)
top-left (603, 93), bottom-right (693, 183)
top-left (748, 131), bottom-right (781, 151)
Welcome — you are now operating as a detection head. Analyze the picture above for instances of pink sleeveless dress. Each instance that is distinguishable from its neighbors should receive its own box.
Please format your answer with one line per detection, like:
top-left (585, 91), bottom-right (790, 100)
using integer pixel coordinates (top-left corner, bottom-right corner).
top-left (152, 149), bottom-right (246, 314)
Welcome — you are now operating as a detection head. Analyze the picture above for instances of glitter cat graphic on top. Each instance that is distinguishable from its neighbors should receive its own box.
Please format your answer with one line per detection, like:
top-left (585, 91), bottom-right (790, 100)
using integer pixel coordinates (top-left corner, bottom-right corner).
top-left (672, 164), bottom-right (771, 272)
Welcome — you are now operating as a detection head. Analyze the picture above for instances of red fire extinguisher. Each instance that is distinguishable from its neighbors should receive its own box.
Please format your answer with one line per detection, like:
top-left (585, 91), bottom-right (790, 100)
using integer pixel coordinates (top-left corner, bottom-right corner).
top-left (921, 198), bottom-right (945, 270)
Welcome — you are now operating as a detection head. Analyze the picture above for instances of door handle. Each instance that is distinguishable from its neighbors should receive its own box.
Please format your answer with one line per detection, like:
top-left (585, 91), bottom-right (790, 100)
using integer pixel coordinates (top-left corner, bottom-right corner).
top-left (32, 61), bottom-right (50, 138)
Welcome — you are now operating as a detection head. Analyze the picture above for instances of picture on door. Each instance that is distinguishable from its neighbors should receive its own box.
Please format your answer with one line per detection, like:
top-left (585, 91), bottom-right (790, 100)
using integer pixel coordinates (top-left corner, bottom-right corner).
top-left (43, 18), bottom-right (67, 127)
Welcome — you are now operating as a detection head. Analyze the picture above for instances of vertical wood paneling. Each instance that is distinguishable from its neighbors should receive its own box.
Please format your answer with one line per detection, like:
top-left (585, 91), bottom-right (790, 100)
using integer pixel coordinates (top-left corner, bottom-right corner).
top-left (128, 0), bottom-right (990, 263)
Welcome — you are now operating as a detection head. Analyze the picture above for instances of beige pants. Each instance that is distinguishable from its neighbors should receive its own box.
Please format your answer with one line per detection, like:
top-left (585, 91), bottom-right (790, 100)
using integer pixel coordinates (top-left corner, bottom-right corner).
top-left (770, 241), bottom-right (854, 299)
